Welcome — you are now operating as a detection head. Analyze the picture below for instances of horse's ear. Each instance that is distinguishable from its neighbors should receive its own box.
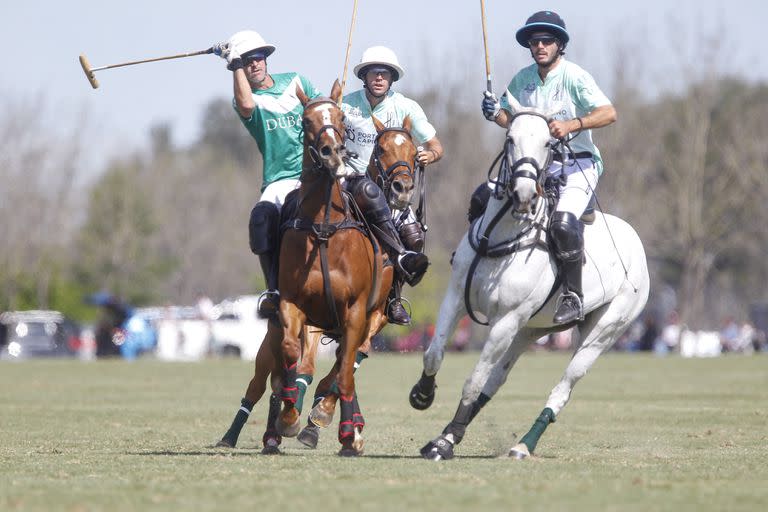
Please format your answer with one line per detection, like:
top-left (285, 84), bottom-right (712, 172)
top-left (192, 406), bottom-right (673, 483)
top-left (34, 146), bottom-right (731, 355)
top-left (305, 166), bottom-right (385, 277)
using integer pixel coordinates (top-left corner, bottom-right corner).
top-left (402, 115), bottom-right (412, 134)
top-left (504, 89), bottom-right (522, 113)
top-left (296, 84), bottom-right (310, 106)
top-left (372, 115), bottom-right (386, 134)
top-left (330, 79), bottom-right (342, 104)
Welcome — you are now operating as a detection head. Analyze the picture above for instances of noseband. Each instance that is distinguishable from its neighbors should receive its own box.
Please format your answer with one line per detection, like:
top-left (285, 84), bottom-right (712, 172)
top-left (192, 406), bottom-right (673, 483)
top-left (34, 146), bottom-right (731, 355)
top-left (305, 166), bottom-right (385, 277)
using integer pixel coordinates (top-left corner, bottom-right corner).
top-left (372, 127), bottom-right (416, 195)
top-left (303, 98), bottom-right (346, 172)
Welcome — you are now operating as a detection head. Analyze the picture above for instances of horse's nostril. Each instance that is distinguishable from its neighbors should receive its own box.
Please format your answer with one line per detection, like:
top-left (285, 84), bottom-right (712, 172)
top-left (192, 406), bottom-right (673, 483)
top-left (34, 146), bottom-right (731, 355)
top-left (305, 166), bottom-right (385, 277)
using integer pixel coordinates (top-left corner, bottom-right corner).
top-left (320, 146), bottom-right (332, 157)
top-left (392, 181), bottom-right (403, 193)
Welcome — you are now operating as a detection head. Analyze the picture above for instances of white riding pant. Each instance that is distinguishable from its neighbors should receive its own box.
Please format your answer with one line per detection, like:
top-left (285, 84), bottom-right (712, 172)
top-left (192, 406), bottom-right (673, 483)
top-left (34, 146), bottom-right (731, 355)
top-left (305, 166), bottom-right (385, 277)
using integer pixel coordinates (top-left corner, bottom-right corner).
top-left (259, 179), bottom-right (301, 210)
top-left (547, 157), bottom-right (599, 217)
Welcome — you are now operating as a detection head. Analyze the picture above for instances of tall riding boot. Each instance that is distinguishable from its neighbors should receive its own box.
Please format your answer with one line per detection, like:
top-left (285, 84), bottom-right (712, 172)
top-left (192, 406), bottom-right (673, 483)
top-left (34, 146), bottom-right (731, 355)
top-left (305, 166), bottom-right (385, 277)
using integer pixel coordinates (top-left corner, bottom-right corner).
top-left (258, 251), bottom-right (280, 319)
top-left (387, 277), bottom-right (411, 326)
top-left (553, 253), bottom-right (584, 325)
top-left (373, 217), bottom-right (429, 287)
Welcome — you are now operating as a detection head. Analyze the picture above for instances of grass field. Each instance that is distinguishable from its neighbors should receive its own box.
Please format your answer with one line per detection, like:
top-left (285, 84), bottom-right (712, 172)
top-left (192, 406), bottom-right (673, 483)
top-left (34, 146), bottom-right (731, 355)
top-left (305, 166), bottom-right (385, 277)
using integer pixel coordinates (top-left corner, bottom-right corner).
top-left (1, 352), bottom-right (767, 511)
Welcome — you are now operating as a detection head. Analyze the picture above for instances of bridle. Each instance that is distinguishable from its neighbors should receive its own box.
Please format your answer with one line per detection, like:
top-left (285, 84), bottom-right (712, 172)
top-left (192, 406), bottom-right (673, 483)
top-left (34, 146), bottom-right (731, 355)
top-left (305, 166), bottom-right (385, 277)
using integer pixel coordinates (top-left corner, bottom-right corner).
top-left (490, 111), bottom-right (554, 209)
top-left (302, 98), bottom-right (347, 174)
top-left (371, 127), bottom-right (416, 198)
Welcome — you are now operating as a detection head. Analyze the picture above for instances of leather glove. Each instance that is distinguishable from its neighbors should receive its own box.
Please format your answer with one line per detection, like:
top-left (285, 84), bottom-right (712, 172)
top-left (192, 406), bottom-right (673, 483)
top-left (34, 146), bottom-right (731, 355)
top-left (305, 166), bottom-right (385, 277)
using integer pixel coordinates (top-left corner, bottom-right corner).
top-left (481, 91), bottom-right (501, 121)
top-left (211, 41), bottom-right (229, 57)
top-left (225, 46), bottom-right (242, 71)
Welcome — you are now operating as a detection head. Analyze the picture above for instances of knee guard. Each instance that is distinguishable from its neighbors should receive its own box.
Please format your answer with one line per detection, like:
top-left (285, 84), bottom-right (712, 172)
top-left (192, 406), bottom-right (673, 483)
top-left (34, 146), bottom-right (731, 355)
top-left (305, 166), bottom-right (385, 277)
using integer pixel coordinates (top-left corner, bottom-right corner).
top-left (399, 222), bottom-right (425, 252)
top-left (468, 183), bottom-right (491, 223)
top-left (549, 211), bottom-right (583, 262)
top-left (249, 201), bottom-right (280, 255)
top-left (347, 177), bottom-right (391, 224)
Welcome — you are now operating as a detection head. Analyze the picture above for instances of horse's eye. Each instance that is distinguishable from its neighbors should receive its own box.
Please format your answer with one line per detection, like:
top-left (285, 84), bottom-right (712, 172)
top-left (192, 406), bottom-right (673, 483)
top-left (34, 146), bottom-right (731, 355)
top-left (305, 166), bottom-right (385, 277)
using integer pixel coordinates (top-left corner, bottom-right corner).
top-left (545, 141), bottom-right (551, 148)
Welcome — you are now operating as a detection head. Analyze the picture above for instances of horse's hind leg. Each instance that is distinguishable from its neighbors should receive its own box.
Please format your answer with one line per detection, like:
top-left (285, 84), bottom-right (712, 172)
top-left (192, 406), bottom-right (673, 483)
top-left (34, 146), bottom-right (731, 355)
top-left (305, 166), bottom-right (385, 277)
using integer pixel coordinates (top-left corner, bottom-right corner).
top-left (217, 320), bottom-right (281, 449)
top-left (296, 328), bottom-right (329, 449)
top-left (511, 300), bottom-right (640, 459)
top-left (308, 334), bottom-right (372, 430)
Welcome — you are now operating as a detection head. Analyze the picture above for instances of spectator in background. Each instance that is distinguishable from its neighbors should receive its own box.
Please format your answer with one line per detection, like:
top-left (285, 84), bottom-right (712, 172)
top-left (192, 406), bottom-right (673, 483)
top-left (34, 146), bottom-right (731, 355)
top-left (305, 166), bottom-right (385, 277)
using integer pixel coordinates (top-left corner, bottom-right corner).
top-left (655, 310), bottom-right (682, 355)
top-left (637, 314), bottom-right (659, 351)
top-left (719, 316), bottom-right (740, 353)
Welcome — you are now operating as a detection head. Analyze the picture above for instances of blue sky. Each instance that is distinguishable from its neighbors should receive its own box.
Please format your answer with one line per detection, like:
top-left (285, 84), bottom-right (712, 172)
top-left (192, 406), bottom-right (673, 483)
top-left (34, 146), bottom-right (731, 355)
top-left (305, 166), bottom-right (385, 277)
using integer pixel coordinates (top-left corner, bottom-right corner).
top-left (2, 0), bottom-right (764, 171)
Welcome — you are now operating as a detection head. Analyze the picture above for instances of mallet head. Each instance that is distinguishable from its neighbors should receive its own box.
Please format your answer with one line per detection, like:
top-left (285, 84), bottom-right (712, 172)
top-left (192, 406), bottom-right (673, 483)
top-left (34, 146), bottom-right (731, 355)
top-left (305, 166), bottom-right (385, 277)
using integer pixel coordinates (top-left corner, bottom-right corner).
top-left (79, 54), bottom-right (99, 89)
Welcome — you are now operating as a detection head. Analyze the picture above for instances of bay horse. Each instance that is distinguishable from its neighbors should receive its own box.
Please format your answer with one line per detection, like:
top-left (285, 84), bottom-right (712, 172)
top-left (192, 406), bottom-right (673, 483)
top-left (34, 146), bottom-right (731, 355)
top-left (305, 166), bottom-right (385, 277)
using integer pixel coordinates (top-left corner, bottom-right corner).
top-left (410, 93), bottom-right (650, 460)
top-left (215, 98), bottom-right (421, 454)
top-left (273, 81), bottom-right (394, 456)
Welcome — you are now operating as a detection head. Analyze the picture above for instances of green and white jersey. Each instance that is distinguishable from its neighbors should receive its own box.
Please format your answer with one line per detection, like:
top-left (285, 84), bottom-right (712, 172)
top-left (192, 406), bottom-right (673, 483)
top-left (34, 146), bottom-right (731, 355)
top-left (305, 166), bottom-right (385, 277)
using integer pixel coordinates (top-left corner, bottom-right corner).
top-left (341, 89), bottom-right (437, 175)
top-left (502, 59), bottom-right (611, 175)
top-left (235, 72), bottom-right (321, 191)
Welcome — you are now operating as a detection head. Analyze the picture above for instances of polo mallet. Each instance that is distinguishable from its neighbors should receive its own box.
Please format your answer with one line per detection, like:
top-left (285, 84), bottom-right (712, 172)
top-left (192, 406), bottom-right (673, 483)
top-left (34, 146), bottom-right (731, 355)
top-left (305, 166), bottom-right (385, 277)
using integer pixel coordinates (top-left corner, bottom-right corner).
top-left (338, 0), bottom-right (359, 105)
top-left (79, 48), bottom-right (214, 89)
top-left (479, 0), bottom-right (493, 93)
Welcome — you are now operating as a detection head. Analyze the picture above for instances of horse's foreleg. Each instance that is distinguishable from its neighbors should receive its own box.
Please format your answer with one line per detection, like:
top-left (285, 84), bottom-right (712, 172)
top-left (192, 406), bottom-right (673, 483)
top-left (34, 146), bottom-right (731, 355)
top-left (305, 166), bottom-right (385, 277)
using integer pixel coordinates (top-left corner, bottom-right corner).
top-left (216, 319), bottom-right (281, 449)
top-left (411, 280), bottom-right (465, 410)
top-left (421, 313), bottom-right (524, 460)
top-left (337, 308), bottom-right (368, 456)
top-left (275, 302), bottom-right (305, 438)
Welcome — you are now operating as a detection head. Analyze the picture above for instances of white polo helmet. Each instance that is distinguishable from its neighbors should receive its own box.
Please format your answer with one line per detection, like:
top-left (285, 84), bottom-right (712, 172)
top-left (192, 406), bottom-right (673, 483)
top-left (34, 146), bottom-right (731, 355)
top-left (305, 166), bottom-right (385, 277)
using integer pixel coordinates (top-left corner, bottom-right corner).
top-left (353, 46), bottom-right (404, 81)
top-left (228, 30), bottom-right (276, 58)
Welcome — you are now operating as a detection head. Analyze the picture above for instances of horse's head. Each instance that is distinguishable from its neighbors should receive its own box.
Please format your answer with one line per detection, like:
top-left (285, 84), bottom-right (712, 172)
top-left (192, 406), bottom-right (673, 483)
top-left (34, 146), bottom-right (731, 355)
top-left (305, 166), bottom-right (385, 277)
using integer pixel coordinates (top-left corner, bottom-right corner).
top-left (501, 91), bottom-right (555, 215)
top-left (297, 80), bottom-right (347, 178)
top-left (369, 115), bottom-right (417, 210)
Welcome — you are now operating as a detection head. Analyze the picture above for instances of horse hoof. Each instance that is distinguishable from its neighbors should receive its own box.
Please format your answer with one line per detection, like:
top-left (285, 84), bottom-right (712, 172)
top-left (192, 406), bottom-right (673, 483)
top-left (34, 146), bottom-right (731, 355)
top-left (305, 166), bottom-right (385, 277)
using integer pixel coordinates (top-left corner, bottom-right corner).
top-left (419, 436), bottom-right (454, 461)
top-left (409, 376), bottom-right (436, 410)
top-left (297, 424), bottom-right (320, 449)
top-left (215, 438), bottom-right (234, 448)
top-left (309, 402), bottom-right (335, 428)
top-left (261, 438), bottom-right (282, 455)
top-left (338, 444), bottom-right (363, 457)
top-left (508, 443), bottom-right (531, 460)
top-left (275, 417), bottom-right (301, 438)
top-left (352, 427), bottom-right (364, 453)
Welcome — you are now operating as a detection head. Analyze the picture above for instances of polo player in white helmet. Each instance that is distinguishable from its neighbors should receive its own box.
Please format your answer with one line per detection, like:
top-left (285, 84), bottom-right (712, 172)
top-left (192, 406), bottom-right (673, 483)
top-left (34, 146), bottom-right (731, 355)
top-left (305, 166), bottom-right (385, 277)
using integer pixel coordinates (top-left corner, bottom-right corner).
top-left (341, 46), bottom-right (444, 326)
top-left (213, 29), bottom-right (323, 452)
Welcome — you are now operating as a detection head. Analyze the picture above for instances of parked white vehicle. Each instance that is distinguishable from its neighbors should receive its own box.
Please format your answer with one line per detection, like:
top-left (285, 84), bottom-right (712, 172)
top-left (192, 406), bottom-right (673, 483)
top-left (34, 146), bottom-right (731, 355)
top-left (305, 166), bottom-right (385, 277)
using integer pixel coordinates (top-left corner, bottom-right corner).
top-left (210, 295), bottom-right (268, 360)
top-left (153, 296), bottom-right (268, 361)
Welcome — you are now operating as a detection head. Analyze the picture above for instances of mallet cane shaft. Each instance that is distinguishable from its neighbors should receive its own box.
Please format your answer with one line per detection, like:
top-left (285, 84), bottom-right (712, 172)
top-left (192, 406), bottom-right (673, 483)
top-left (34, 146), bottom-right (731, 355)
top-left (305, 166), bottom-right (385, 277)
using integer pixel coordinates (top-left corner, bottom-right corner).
top-left (339, 0), bottom-right (359, 105)
top-left (79, 48), bottom-right (213, 89)
top-left (480, 0), bottom-right (492, 93)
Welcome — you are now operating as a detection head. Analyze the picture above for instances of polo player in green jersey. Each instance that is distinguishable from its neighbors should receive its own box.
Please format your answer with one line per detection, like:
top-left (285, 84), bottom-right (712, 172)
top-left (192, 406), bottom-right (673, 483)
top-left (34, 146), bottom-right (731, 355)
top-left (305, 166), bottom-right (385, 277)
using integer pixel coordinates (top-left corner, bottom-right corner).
top-left (214, 30), bottom-right (322, 318)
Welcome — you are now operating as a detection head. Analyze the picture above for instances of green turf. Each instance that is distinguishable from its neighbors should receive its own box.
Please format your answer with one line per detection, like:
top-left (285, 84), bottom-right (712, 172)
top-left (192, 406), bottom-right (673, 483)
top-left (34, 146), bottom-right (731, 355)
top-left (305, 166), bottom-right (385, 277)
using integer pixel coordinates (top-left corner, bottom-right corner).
top-left (1, 352), bottom-right (766, 511)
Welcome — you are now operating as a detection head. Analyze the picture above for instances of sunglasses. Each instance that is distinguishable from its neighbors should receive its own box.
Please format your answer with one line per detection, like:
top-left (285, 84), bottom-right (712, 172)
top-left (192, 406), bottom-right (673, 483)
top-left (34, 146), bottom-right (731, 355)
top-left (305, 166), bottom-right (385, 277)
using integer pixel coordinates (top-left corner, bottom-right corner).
top-left (243, 54), bottom-right (266, 65)
top-left (528, 37), bottom-right (558, 47)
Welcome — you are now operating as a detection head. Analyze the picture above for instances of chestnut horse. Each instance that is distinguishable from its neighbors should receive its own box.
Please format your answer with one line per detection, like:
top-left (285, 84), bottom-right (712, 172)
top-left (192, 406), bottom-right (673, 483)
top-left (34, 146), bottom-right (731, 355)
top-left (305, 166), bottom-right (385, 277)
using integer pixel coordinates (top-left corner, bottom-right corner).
top-left (273, 81), bottom-right (394, 456)
top-left (215, 95), bottom-right (421, 455)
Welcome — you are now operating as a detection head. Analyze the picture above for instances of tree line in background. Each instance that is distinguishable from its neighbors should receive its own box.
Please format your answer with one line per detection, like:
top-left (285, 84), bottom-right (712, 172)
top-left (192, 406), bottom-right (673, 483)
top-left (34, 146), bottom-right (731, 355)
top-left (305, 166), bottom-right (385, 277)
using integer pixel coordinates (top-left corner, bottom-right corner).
top-left (1, 72), bottom-right (767, 329)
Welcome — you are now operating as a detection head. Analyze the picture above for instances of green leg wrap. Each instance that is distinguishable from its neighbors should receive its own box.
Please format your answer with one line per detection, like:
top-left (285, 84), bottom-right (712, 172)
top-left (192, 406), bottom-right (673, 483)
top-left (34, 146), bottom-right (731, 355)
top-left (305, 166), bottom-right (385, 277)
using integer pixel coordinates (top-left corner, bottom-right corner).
top-left (295, 374), bottom-right (313, 413)
top-left (220, 397), bottom-right (255, 447)
top-left (328, 351), bottom-right (368, 396)
top-left (519, 407), bottom-right (556, 454)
